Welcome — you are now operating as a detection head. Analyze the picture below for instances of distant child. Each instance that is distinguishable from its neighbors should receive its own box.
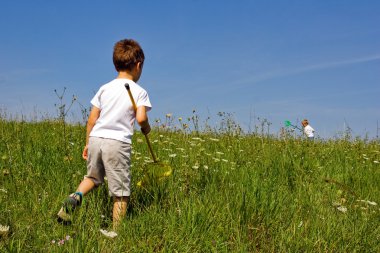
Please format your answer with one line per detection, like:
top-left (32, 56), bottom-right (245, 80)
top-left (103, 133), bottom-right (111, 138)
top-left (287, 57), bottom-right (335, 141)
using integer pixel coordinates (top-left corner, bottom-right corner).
top-left (301, 119), bottom-right (315, 140)
top-left (57, 39), bottom-right (152, 237)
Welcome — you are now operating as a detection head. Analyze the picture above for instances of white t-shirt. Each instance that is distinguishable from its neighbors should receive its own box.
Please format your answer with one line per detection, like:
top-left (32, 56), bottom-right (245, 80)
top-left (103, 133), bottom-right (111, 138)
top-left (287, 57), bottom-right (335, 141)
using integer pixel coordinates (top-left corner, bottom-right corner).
top-left (303, 125), bottom-right (315, 138)
top-left (89, 78), bottom-right (152, 144)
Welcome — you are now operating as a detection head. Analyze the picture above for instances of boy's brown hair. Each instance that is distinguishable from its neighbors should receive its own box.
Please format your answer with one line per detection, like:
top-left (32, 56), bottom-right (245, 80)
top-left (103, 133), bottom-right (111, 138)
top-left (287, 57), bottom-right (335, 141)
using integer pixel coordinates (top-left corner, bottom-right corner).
top-left (302, 119), bottom-right (309, 126)
top-left (113, 39), bottom-right (145, 72)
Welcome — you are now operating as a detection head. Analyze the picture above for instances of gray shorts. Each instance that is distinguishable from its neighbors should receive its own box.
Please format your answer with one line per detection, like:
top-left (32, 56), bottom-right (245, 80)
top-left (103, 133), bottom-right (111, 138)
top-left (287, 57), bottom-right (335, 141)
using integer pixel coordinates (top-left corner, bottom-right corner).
top-left (85, 137), bottom-right (131, 197)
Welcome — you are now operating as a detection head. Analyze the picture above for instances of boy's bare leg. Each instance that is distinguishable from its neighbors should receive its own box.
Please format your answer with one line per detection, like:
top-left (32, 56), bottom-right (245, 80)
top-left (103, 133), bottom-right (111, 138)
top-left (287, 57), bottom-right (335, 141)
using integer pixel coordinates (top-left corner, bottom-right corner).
top-left (112, 196), bottom-right (128, 230)
top-left (76, 178), bottom-right (95, 195)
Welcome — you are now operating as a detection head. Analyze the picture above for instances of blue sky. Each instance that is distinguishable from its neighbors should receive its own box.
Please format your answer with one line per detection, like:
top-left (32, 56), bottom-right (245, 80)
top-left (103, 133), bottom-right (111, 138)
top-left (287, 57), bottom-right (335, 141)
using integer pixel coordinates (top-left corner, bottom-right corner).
top-left (1, 1), bottom-right (379, 138)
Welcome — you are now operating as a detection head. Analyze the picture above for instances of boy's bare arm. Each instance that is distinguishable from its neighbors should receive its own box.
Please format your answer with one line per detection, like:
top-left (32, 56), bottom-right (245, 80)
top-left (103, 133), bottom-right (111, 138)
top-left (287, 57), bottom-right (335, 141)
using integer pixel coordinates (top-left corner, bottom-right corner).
top-left (83, 106), bottom-right (101, 160)
top-left (86, 106), bottom-right (101, 144)
top-left (136, 106), bottom-right (150, 134)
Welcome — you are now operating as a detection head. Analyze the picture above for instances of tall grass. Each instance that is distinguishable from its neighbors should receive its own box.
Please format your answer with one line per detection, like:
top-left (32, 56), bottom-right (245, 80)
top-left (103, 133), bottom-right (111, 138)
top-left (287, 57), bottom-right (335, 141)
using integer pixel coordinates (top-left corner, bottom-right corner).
top-left (0, 115), bottom-right (379, 252)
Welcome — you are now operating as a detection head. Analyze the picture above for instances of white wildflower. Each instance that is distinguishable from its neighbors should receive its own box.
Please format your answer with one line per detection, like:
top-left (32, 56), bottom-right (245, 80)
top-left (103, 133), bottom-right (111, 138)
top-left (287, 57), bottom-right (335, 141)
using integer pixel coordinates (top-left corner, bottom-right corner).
top-left (0, 224), bottom-right (10, 236)
top-left (203, 165), bottom-right (209, 169)
top-left (0, 188), bottom-right (7, 193)
top-left (192, 165), bottom-right (199, 169)
top-left (374, 160), bottom-right (379, 164)
top-left (357, 200), bottom-right (377, 206)
top-left (222, 159), bottom-right (228, 163)
top-left (333, 202), bottom-right (347, 213)
top-left (169, 154), bottom-right (177, 158)
top-left (215, 151), bottom-right (224, 155)
top-left (209, 138), bottom-right (219, 142)
top-left (337, 206), bottom-right (347, 213)
top-left (100, 229), bottom-right (118, 239)
top-left (144, 157), bottom-right (153, 162)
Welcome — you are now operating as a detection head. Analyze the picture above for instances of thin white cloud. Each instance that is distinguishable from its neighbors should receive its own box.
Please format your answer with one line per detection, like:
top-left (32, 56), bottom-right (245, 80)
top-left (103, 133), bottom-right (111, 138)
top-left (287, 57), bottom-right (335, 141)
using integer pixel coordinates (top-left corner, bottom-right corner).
top-left (0, 68), bottom-right (51, 79)
top-left (260, 87), bottom-right (379, 106)
top-left (0, 68), bottom-right (51, 87)
top-left (294, 54), bottom-right (380, 73)
top-left (238, 53), bottom-right (380, 85)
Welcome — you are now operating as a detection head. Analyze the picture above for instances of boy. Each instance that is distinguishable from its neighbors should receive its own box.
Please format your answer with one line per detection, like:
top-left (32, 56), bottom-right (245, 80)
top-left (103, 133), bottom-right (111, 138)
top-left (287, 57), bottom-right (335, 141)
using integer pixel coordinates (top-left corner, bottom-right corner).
top-left (302, 119), bottom-right (315, 140)
top-left (57, 39), bottom-right (152, 237)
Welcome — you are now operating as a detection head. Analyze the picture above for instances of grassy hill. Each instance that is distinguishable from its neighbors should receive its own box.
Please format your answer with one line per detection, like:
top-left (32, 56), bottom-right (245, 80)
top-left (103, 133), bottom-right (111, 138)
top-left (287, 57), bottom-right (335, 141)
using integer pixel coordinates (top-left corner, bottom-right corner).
top-left (0, 118), bottom-right (379, 252)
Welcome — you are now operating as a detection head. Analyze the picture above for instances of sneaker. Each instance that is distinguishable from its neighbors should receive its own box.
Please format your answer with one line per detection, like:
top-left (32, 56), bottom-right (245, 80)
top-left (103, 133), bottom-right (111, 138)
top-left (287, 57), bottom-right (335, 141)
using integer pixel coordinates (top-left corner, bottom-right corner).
top-left (57, 192), bottom-right (82, 224)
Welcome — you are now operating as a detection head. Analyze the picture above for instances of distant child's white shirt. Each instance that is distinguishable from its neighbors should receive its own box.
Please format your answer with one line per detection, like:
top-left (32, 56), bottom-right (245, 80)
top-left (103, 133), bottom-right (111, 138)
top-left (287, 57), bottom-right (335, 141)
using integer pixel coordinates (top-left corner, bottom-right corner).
top-left (303, 125), bottom-right (315, 138)
top-left (89, 78), bottom-right (151, 144)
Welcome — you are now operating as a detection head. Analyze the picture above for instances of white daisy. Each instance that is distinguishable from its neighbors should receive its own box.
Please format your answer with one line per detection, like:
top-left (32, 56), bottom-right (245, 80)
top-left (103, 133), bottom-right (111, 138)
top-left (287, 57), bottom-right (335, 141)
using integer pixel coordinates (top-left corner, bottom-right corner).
top-left (100, 229), bottom-right (118, 239)
top-left (0, 224), bottom-right (10, 236)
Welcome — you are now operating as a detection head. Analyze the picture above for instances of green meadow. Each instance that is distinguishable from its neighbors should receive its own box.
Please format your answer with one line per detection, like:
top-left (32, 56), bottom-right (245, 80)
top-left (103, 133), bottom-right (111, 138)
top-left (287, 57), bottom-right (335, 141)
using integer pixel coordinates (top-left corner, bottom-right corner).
top-left (0, 114), bottom-right (379, 252)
